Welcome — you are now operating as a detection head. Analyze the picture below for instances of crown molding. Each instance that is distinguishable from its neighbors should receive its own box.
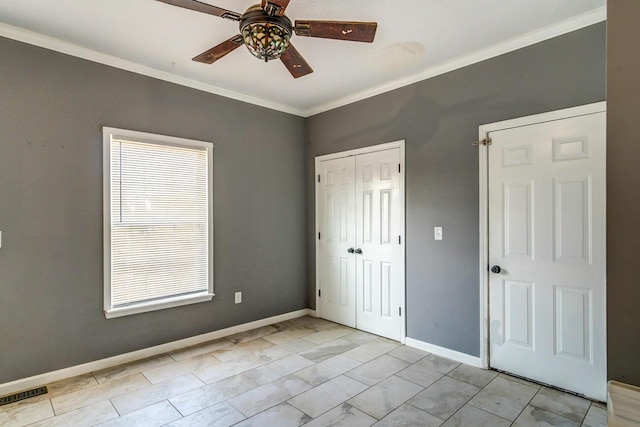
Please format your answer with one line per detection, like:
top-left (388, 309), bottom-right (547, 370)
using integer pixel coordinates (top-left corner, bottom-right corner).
top-left (303, 6), bottom-right (606, 117)
top-left (1, 5), bottom-right (605, 118)
top-left (0, 23), bottom-right (306, 117)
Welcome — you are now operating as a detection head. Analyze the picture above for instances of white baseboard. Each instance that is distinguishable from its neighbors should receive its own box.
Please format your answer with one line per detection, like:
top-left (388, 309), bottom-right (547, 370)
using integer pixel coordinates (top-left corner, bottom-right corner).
top-left (0, 308), bottom-right (316, 397)
top-left (405, 337), bottom-right (483, 368)
top-left (608, 380), bottom-right (640, 426)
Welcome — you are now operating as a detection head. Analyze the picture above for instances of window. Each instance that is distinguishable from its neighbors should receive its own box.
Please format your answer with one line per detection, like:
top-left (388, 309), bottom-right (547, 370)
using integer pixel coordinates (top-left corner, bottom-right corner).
top-left (103, 127), bottom-right (213, 318)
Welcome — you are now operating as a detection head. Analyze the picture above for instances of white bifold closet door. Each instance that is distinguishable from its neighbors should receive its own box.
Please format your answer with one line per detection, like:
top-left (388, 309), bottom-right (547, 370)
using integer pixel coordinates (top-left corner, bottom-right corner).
top-left (317, 147), bottom-right (403, 341)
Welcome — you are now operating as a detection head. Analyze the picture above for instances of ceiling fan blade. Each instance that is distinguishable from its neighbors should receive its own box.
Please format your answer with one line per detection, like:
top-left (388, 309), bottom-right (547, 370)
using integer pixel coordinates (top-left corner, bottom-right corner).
top-left (156, 0), bottom-right (241, 21)
top-left (192, 35), bottom-right (244, 64)
top-left (280, 43), bottom-right (313, 79)
top-left (294, 21), bottom-right (377, 42)
top-left (261, 0), bottom-right (291, 16)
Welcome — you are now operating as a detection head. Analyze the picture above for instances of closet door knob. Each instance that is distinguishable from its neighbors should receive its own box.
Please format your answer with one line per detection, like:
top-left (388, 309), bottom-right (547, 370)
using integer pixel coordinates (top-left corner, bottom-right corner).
top-left (347, 247), bottom-right (355, 254)
top-left (491, 265), bottom-right (502, 274)
top-left (355, 248), bottom-right (363, 255)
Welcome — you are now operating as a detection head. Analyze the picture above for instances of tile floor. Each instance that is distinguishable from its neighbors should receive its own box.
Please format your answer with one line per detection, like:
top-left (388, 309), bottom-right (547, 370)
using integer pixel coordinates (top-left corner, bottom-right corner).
top-left (0, 316), bottom-right (608, 426)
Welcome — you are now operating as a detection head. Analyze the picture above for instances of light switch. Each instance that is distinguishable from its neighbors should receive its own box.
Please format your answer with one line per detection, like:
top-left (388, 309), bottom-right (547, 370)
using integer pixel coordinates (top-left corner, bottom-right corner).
top-left (434, 227), bottom-right (443, 241)
top-left (235, 292), bottom-right (242, 304)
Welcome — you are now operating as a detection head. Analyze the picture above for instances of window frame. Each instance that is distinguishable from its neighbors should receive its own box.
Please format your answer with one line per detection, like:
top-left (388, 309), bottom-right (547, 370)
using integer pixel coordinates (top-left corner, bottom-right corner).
top-left (102, 126), bottom-right (214, 319)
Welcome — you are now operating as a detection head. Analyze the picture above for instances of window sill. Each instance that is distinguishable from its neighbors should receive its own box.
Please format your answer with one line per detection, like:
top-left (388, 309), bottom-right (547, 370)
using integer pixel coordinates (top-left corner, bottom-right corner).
top-left (104, 292), bottom-right (214, 319)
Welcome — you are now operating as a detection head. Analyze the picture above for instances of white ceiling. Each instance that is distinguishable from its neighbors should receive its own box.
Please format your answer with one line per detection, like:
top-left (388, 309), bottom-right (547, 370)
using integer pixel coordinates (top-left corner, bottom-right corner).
top-left (0, 0), bottom-right (605, 116)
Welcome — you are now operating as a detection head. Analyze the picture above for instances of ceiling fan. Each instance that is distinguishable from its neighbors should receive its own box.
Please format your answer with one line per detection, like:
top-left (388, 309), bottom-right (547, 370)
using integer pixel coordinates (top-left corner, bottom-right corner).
top-left (156, 0), bottom-right (378, 78)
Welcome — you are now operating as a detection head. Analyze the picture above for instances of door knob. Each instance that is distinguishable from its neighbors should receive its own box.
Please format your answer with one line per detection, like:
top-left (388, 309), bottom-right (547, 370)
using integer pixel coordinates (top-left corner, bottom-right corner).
top-left (491, 265), bottom-right (502, 274)
top-left (347, 247), bottom-right (355, 254)
top-left (355, 248), bottom-right (363, 255)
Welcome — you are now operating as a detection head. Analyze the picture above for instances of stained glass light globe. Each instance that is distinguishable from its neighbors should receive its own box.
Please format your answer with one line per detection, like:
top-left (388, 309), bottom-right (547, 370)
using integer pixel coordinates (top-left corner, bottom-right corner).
top-left (240, 5), bottom-right (292, 62)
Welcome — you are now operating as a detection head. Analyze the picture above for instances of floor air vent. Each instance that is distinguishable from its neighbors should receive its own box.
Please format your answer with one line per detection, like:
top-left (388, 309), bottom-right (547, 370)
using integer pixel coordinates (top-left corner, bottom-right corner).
top-left (0, 386), bottom-right (48, 407)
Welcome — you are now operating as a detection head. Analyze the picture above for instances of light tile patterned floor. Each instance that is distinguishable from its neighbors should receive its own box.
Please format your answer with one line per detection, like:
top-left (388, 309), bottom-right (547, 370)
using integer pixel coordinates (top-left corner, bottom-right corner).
top-left (0, 316), bottom-right (608, 426)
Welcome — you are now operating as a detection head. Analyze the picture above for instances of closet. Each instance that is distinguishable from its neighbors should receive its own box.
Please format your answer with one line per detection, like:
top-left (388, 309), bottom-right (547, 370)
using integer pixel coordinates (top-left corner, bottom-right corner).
top-left (315, 141), bottom-right (405, 341)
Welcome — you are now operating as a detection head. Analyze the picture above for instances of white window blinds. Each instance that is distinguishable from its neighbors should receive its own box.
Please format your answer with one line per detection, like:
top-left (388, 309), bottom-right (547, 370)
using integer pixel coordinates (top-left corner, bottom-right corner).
top-left (104, 128), bottom-right (213, 316)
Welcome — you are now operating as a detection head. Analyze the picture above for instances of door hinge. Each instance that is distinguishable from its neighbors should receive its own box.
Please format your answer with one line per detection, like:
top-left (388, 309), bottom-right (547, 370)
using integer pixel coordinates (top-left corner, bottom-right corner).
top-left (318, 289), bottom-right (321, 297)
top-left (399, 307), bottom-right (402, 316)
top-left (318, 232), bottom-right (321, 240)
top-left (472, 137), bottom-right (492, 146)
top-left (398, 164), bottom-right (401, 173)
top-left (317, 174), bottom-right (320, 183)
top-left (398, 235), bottom-right (401, 244)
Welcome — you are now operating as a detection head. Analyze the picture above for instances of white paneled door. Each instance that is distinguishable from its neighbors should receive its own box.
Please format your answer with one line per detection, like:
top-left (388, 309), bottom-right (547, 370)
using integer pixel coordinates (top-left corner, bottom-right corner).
top-left (487, 111), bottom-right (606, 400)
top-left (317, 156), bottom-right (357, 328)
top-left (317, 145), bottom-right (404, 341)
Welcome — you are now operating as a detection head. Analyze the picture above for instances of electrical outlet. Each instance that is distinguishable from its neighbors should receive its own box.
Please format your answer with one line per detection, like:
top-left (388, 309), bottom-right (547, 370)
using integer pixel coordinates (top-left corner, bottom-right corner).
top-left (235, 292), bottom-right (242, 304)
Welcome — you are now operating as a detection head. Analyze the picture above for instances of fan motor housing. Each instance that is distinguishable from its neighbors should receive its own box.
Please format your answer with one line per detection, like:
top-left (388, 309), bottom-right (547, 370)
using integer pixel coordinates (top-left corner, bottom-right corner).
top-left (240, 4), bottom-right (292, 30)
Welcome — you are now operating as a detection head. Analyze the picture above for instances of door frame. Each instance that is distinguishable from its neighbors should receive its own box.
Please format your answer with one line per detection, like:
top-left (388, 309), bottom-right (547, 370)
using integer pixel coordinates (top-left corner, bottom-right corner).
top-left (478, 102), bottom-right (606, 369)
top-left (315, 139), bottom-right (406, 343)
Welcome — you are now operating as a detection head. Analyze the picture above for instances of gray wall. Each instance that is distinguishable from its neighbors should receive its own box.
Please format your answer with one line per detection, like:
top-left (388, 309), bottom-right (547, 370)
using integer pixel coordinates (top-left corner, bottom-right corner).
top-left (305, 23), bottom-right (606, 356)
top-left (0, 20), bottom-right (613, 384)
top-left (607, 0), bottom-right (640, 387)
top-left (0, 37), bottom-right (306, 383)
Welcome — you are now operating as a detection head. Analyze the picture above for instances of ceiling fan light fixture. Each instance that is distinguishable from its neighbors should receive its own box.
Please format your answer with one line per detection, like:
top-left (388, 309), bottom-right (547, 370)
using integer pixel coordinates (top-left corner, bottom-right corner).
top-left (242, 22), bottom-right (291, 61)
top-left (240, 5), bottom-right (292, 62)
top-left (158, 0), bottom-right (377, 78)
